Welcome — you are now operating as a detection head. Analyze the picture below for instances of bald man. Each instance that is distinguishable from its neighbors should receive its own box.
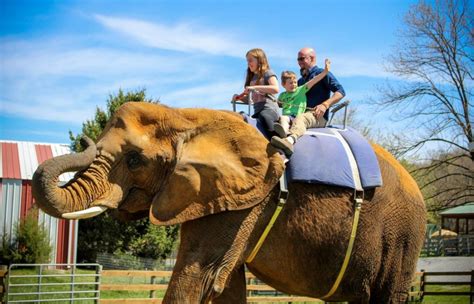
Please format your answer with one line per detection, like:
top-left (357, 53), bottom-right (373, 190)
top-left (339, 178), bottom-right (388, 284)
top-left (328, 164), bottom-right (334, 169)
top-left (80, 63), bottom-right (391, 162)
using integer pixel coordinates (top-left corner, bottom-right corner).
top-left (271, 47), bottom-right (346, 156)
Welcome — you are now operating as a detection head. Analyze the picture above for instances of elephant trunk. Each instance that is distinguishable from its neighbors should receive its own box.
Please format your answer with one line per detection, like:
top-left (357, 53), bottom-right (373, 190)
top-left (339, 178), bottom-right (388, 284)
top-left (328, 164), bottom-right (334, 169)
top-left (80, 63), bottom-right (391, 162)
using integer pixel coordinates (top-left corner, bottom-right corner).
top-left (32, 137), bottom-right (112, 219)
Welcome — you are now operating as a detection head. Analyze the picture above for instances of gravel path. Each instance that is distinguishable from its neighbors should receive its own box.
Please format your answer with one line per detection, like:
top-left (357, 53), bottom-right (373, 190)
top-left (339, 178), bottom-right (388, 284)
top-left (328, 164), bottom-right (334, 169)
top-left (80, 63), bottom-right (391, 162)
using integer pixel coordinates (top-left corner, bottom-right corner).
top-left (417, 257), bottom-right (474, 272)
top-left (417, 257), bottom-right (474, 283)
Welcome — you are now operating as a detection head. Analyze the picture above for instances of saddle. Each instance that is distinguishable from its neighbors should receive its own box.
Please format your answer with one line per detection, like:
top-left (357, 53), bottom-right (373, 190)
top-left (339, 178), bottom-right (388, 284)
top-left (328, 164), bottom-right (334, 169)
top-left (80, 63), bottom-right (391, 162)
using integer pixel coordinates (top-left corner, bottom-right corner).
top-left (288, 126), bottom-right (382, 190)
top-left (243, 114), bottom-right (382, 190)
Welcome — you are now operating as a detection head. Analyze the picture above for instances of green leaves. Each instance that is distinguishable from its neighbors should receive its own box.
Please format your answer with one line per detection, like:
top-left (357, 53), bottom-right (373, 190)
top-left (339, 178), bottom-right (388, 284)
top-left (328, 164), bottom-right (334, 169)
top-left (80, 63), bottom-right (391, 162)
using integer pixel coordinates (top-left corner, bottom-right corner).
top-left (69, 88), bottom-right (177, 264)
top-left (69, 88), bottom-right (157, 152)
top-left (0, 209), bottom-right (52, 264)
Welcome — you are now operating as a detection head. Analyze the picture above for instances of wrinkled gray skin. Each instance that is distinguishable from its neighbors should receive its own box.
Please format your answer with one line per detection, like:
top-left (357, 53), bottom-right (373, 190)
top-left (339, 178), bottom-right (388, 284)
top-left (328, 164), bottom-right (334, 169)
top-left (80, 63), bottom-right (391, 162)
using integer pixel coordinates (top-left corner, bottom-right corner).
top-left (32, 103), bottom-right (426, 304)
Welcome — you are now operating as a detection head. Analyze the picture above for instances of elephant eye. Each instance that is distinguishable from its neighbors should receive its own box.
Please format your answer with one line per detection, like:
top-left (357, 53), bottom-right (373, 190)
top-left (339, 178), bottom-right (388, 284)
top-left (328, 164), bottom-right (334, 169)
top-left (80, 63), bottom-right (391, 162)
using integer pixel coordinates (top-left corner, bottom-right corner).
top-left (126, 151), bottom-right (144, 171)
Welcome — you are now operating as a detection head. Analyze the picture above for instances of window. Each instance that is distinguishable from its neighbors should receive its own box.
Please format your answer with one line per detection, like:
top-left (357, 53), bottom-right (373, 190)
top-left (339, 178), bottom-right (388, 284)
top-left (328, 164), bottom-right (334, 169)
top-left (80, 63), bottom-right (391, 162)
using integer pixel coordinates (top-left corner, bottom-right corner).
top-left (468, 219), bottom-right (474, 235)
top-left (458, 218), bottom-right (467, 234)
top-left (442, 217), bottom-right (457, 232)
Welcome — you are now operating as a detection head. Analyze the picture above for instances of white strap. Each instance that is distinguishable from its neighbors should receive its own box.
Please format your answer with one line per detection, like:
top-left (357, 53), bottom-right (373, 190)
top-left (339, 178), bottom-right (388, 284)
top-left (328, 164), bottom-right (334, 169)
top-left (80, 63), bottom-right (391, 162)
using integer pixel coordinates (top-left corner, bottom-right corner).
top-left (326, 129), bottom-right (363, 191)
top-left (305, 130), bottom-right (339, 138)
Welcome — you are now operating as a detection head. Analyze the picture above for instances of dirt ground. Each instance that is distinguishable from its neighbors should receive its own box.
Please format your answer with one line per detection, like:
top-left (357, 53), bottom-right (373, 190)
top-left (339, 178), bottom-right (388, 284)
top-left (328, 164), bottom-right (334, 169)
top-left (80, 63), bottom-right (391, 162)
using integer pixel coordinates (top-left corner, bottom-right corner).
top-left (417, 256), bottom-right (474, 283)
top-left (417, 256), bottom-right (474, 271)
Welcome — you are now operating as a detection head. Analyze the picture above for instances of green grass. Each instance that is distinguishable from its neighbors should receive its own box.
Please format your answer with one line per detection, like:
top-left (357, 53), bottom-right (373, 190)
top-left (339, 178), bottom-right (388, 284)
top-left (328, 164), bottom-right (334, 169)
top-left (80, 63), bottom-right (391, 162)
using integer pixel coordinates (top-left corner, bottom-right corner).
top-left (421, 284), bottom-right (471, 304)
top-left (4, 268), bottom-right (472, 303)
top-left (100, 274), bottom-right (167, 299)
top-left (6, 267), bottom-right (100, 303)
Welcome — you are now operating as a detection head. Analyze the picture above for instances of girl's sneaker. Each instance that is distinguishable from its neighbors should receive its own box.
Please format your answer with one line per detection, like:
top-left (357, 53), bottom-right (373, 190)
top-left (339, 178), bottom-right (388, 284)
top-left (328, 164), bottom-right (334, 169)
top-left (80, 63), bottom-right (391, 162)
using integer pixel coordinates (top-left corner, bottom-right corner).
top-left (273, 123), bottom-right (288, 138)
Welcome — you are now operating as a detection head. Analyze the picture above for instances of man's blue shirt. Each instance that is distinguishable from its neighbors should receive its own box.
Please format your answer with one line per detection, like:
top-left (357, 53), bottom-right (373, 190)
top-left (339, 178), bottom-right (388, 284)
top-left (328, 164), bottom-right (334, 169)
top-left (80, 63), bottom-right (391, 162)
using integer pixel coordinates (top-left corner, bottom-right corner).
top-left (298, 65), bottom-right (345, 120)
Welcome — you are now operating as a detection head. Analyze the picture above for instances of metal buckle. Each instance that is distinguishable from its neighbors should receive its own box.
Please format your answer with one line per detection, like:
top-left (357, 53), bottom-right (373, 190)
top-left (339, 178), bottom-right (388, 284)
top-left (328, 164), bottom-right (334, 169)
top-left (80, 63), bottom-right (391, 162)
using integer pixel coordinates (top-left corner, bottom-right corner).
top-left (354, 190), bottom-right (364, 207)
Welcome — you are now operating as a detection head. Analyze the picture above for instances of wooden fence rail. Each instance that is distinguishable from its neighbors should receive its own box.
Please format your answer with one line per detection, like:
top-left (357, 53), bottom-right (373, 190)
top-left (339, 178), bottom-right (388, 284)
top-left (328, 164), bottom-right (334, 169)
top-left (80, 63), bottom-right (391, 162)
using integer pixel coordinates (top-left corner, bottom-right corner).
top-left (2, 268), bottom-right (473, 303)
top-left (99, 270), bottom-right (429, 303)
top-left (419, 269), bottom-right (474, 302)
top-left (100, 270), bottom-right (325, 303)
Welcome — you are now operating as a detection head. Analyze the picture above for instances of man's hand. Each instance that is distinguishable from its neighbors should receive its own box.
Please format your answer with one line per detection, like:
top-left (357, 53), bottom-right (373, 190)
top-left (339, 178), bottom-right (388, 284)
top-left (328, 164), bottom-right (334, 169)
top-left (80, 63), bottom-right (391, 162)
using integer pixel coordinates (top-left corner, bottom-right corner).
top-left (324, 59), bottom-right (331, 72)
top-left (313, 103), bottom-right (328, 119)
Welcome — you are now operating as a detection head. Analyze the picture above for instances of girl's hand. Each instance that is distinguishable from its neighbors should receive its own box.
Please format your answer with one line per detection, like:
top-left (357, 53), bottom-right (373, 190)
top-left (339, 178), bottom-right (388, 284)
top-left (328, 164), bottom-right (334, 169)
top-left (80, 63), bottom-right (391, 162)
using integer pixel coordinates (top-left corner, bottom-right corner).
top-left (244, 86), bottom-right (255, 94)
top-left (232, 92), bottom-right (246, 101)
top-left (324, 59), bottom-right (331, 72)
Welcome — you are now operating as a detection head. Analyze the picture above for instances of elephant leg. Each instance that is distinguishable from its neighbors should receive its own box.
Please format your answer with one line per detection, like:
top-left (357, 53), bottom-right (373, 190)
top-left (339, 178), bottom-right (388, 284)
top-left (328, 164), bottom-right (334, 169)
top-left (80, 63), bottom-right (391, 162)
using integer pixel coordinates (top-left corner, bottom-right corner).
top-left (370, 242), bottom-right (420, 304)
top-left (211, 266), bottom-right (246, 304)
top-left (163, 207), bottom-right (263, 303)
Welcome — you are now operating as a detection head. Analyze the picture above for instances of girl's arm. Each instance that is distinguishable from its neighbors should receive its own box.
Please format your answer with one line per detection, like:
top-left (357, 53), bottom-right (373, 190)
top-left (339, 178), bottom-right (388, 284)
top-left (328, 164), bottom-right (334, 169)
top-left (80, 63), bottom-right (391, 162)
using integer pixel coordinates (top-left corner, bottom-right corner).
top-left (245, 75), bottom-right (279, 94)
top-left (306, 59), bottom-right (331, 90)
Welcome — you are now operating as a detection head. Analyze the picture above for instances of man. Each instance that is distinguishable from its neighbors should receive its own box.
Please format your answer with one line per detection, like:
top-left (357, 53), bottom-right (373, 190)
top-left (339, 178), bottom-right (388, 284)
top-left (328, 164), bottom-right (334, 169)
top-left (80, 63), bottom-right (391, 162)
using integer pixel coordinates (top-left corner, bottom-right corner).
top-left (271, 47), bottom-right (346, 156)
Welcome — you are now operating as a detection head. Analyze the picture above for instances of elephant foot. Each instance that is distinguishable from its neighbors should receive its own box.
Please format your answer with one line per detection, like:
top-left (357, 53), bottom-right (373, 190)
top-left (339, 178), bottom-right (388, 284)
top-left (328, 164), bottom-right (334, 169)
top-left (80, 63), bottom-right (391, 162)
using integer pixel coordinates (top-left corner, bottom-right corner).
top-left (390, 291), bottom-right (408, 304)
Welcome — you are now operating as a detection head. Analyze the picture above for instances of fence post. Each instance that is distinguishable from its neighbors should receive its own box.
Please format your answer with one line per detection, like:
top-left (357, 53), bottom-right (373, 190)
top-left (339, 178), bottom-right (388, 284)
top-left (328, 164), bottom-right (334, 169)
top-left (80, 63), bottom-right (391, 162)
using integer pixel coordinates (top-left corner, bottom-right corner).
top-left (150, 275), bottom-right (157, 298)
top-left (70, 264), bottom-right (76, 303)
top-left (4, 266), bottom-right (10, 304)
top-left (467, 236), bottom-right (471, 255)
top-left (37, 264), bottom-right (43, 302)
top-left (420, 269), bottom-right (425, 303)
top-left (470, 269), bottom-right (473, 304)
top-left (95, 264), bottom-right (102, 304)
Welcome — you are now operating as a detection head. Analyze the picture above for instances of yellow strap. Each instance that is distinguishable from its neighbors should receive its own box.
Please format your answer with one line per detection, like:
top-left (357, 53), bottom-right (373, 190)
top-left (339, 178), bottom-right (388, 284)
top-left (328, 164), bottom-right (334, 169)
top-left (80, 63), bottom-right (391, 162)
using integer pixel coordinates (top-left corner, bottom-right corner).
top-left (246, 199), bottom-right (285, 264)
top-left (321, 199), bottom-right (363, 300)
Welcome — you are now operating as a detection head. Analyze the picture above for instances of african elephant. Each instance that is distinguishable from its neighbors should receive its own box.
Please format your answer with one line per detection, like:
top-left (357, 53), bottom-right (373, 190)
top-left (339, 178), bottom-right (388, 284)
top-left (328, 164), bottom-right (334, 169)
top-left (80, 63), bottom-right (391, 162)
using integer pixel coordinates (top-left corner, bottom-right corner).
top-left (32, 102), bottom-right (426, 304)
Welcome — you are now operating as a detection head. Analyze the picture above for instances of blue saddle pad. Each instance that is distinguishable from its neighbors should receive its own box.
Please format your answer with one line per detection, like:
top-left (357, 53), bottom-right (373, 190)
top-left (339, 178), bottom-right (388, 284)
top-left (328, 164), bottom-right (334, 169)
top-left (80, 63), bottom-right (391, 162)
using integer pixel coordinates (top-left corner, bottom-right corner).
top-left (288, 126), bottom-right (382, 190)
top-left (241, 114), bottom-right (382, 190)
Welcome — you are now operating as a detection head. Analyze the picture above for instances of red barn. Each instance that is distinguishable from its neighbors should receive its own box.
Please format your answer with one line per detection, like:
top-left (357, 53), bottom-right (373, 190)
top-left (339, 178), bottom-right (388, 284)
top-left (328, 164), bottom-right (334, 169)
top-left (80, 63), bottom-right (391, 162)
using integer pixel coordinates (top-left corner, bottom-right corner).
top-left (0, 140), bottom-right (78, 264)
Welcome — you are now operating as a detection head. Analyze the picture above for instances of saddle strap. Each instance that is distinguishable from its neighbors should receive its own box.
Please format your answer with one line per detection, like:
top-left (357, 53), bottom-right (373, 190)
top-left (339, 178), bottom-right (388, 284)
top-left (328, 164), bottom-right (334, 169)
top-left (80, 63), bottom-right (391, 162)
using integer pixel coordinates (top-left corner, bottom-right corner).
top-left (321, 195), bottom-right (363, 300)
top-left (321, 127), bottom-right (365, 300)
top-left (246, 170), bottom-right (288, 264)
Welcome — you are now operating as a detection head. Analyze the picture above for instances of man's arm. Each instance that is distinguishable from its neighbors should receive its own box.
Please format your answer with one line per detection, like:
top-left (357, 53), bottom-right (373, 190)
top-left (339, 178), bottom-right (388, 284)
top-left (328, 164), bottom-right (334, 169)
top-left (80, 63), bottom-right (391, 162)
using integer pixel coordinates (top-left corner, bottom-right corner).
top-left (313, 91), bottom-right (344, 119)
top-left (306, 59), bottom-right (330, 91)
top-left (313, 71), bottom-right (345, 119)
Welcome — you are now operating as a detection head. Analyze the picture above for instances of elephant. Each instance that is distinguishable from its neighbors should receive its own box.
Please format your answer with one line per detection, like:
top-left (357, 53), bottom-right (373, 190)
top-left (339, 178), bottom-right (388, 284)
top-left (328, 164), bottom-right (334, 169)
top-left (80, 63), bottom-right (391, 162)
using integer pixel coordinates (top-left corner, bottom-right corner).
top-left (32, 102), bottom-right (426, 303)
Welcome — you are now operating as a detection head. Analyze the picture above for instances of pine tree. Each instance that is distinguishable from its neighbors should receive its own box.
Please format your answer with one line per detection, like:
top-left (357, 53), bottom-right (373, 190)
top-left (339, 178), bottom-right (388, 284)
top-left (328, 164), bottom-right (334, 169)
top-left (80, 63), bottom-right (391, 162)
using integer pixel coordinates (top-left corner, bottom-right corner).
top-left (0, 209), bottom-right (52, 264)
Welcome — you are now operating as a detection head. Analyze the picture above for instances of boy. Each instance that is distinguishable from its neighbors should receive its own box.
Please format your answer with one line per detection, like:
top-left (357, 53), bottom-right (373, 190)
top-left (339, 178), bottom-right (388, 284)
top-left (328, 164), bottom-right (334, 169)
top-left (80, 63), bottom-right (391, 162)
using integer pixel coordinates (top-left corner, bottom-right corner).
top-left (271, 59), bottom-right (330, 155)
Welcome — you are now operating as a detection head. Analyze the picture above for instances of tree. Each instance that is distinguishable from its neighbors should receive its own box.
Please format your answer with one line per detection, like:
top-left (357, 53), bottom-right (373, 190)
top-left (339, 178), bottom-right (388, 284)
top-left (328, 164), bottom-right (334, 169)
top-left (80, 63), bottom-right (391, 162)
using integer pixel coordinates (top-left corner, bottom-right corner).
top-left (69, 89), bottom-right (179, 263)
top-left (0, 208), bottom-right (52, 264)
top-left (377, 0), bottom-right (473, 210)
top-left (69, 89), bottom-right (154, 152)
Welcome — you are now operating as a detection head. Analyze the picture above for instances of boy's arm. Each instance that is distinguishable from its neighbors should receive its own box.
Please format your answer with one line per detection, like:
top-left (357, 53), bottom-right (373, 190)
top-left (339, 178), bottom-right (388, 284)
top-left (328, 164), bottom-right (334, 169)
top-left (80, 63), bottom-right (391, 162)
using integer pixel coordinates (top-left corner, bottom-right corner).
top-left (305, 59), bottom-right (331, 90)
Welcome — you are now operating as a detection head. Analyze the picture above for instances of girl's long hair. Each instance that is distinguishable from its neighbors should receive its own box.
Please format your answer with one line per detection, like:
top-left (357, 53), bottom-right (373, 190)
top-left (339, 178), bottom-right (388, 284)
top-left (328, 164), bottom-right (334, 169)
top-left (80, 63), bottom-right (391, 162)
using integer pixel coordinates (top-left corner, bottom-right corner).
top-left (245, 48), bottom-right (270, 86)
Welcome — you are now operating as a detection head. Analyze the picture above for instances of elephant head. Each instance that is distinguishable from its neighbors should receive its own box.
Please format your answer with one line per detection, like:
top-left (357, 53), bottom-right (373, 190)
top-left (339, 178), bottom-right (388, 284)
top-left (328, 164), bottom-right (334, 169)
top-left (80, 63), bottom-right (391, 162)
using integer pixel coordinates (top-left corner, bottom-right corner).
top-left (32, 102), bottom-right (285, 225)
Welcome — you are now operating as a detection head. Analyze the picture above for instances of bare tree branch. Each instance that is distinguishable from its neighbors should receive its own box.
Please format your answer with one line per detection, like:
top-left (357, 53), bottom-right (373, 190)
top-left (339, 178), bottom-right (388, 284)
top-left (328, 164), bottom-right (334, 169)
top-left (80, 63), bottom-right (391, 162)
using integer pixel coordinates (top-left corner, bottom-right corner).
top-left (375, 0), bottom-right (473, 211)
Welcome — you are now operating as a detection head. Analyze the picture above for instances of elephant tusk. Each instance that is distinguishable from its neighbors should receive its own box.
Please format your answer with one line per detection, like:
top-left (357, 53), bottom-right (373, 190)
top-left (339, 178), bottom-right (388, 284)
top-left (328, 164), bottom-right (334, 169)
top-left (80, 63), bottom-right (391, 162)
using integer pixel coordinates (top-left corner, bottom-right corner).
top-left (62, 206), bottom-right (108, 219)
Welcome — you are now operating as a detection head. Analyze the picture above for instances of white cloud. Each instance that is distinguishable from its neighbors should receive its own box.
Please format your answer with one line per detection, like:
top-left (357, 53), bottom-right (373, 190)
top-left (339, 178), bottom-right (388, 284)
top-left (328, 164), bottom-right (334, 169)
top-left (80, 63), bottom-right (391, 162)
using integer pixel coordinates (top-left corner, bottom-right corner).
top-left (0, 36), bottom-right (231, 123)
top-left (93, 14), bottom-right (250, 57)
top-left (0, 13), bottom-right (397, 130)
top-left (160, 81), bottom-right (242, 110)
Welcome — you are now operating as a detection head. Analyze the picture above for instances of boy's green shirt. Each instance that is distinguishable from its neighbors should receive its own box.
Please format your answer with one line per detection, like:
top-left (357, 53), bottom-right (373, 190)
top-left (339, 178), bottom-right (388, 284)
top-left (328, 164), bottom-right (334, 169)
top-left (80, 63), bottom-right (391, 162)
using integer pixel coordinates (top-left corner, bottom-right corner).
top-left (278, 84), bottom-right (309, 116)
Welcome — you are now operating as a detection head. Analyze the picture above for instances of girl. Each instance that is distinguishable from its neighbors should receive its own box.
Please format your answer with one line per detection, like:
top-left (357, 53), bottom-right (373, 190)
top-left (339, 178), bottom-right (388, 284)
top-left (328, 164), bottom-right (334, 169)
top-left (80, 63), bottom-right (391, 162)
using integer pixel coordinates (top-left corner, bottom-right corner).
top-left (232, 48), bottom-right (280, 136)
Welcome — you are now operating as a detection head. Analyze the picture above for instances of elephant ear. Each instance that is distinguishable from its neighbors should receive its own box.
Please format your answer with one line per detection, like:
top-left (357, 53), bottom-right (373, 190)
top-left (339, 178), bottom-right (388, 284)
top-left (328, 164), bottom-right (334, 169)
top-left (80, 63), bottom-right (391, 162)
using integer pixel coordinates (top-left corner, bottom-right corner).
top-left (149, 123), bottom-right (284, 226)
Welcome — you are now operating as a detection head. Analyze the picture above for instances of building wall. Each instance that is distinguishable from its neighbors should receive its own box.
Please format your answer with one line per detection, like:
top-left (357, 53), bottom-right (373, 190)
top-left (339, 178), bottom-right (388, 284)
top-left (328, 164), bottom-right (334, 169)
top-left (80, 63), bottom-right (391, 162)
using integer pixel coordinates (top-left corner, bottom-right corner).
top-left (0, 140), bottom-right (78, 264)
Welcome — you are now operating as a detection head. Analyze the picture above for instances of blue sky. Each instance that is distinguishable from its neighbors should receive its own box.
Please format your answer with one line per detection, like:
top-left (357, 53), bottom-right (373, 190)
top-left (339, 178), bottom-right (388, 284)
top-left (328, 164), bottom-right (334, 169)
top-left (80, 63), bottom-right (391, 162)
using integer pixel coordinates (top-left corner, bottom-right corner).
top-left (0, 0), bottom-right (420, 144)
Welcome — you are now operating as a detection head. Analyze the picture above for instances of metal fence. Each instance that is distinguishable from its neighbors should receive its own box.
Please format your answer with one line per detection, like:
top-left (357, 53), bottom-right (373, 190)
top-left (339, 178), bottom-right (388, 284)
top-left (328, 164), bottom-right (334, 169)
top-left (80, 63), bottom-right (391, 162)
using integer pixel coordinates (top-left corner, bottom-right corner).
top-left (423, 235), bottom-right (474, 256)
top-left (96, 252), bottom-right (176, 270)
top-left (5, 263), bottom-right (101, 303)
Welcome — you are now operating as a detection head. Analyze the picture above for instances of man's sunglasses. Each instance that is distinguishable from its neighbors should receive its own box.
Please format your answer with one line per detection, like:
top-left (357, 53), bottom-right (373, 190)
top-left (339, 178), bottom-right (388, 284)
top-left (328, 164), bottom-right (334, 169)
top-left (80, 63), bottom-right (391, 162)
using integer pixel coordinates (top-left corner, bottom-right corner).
top-left (297, 56), bottom-right (309, 61)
